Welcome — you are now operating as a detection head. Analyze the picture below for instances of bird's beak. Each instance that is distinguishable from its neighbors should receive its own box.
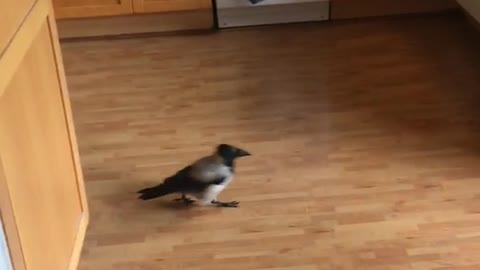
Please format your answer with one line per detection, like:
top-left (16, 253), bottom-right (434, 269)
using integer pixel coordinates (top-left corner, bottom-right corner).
top-left (236, 148), bottom-right (251, 157)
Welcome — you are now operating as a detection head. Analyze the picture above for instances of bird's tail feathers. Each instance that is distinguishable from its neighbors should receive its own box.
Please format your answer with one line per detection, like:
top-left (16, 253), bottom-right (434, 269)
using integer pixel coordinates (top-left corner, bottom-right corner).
top-left (137, 183), bottom-right (173, 200)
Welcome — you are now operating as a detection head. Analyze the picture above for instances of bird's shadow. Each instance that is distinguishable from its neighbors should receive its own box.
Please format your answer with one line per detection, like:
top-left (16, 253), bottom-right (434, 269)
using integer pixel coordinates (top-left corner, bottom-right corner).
top-left (154, 199), bottom-right (197, 211)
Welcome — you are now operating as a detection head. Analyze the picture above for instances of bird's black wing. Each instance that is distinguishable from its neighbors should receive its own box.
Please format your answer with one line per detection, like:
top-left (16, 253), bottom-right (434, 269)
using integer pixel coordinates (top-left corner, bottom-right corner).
top-left (163, 165), bottom-right (219, 193)
top-left (137, 165), bottom-right (193, 194)
top-left (137, 157), bottom-right (229, 200)
top-left (138, 155), bottom-right (229, 191)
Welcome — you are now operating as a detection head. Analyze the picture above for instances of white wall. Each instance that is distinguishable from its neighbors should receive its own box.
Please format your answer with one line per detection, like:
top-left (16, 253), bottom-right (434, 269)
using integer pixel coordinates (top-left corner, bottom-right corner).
top-left (458, 0), bottom-right (480, 22)
top-left (0, 221), bottom-right (13, 270)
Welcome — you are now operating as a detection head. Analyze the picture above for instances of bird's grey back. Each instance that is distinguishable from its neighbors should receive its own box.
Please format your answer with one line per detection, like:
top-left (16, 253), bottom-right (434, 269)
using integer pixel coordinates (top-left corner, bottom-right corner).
top-left (190, 155), bottom-right (232, 183)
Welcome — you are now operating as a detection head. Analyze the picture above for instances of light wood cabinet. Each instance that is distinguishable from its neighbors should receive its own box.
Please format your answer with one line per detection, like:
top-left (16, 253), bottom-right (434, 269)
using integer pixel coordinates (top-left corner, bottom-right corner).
top-left (0, 0), bottom-right (36, 53)
top-left (54, 0), bottom-right (214, 38)
top-left (53, 0), bottom-right (133, 19)
top-left (0, 0), bottom-right (88, 270)
top-left (53, 0), bottom-right (211, 19)
top-left (132, 0), bottom-right (211, 13)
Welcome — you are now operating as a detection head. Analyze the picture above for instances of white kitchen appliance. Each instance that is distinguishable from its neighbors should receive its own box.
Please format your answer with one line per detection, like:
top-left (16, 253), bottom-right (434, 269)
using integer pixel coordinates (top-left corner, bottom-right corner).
top-left (216, 0), bottom-right (330, 28)
top-left (457, 0), bottom-right (480, 23)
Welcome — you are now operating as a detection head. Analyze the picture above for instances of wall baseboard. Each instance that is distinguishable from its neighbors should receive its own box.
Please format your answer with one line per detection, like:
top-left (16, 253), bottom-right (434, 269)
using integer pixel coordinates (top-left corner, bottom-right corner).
top-left (57, 9), bottom-right (213, 39)
top-left (331, 0), bottom-right (458, 19)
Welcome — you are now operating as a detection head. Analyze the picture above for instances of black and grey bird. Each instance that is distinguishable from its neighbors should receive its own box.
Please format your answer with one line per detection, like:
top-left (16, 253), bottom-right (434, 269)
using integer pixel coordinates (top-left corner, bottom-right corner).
top-left (137, 144), bottom-right (251, 207)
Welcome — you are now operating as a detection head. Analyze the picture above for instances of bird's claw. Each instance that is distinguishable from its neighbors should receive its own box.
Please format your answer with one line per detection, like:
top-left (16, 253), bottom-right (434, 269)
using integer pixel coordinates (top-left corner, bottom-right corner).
top-left (212, 200), bottom-right (239, 208)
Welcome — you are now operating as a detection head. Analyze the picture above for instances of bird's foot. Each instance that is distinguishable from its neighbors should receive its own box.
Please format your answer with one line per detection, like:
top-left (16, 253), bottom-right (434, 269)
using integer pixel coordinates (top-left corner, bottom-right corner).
top-left (173, 195), bottom-right (195, 206)
top-left (212, 200), bottom-right (239, 208)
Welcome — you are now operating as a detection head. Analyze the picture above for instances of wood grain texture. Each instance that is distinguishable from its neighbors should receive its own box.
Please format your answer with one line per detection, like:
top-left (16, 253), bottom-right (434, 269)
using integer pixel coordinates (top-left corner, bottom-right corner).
top-left (57, 9), bottom-right (213, 39)
top-left (0, 21), bottom-right (83, 270)
top-left (62, 14), bottom-right (480, 270)
top-left (331, 0), bottom-right (458, 19)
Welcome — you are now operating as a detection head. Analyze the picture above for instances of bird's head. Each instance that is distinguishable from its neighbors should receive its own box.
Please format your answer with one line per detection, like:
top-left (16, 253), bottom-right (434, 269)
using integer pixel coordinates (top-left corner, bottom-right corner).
top-left (216, 144), bottom-right (251, 161)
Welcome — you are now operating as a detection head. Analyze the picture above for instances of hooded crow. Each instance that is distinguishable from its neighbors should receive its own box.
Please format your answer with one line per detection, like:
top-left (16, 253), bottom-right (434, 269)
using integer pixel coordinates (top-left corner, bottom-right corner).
top-left (137, 144), bottom-right (250, 207)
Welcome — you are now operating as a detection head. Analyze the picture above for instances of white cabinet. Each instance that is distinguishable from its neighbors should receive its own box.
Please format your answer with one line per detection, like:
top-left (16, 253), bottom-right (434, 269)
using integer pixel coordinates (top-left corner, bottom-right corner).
top-left (457, 0), bottom-right (480, 23)
top-left (217, 0), bottom-right (330, 28)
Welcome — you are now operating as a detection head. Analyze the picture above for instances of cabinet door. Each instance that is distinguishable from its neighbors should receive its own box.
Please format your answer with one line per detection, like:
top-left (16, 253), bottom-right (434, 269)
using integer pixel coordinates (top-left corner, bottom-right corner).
top-left (53, 0), bottom-right (133, 19)
top-left (0, 0), bottom-right (35, 53)
top-left (0, 0), bottom-right (88, 270)
top-left (133, 0), bottom-right (211, 13)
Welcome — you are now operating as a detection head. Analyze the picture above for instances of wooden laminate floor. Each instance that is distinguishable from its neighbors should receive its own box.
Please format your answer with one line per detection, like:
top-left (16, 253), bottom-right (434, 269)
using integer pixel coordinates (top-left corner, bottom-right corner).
top-left (62, 14), bottom-right (480, 270)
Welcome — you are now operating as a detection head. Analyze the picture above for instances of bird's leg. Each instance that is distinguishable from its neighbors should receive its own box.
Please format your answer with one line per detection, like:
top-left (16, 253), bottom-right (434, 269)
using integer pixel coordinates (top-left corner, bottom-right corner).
top-left (173, 194), bottom-right (195, 205)
top-left (211, 200), bottom-right (239, 208)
